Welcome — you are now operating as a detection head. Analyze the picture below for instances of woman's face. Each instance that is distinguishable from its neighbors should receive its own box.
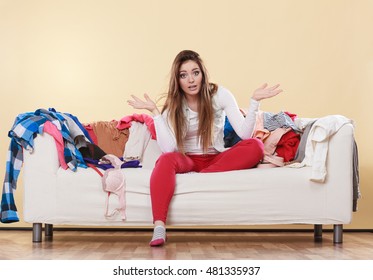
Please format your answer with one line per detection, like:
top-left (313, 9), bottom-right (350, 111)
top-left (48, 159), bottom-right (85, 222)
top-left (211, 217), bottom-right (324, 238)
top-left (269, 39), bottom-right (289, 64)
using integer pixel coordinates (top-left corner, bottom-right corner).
top-left (178, 60), bottom-right (203, 98)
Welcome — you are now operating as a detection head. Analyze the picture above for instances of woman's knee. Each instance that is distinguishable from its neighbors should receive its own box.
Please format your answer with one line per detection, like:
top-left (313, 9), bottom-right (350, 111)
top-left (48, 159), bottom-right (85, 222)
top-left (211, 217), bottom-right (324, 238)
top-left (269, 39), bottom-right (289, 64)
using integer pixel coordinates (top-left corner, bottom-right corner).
top-left (240, 138), bottom-right (264, 161)
top-left (240, 138), bottom-right (264, 151)
top-left (251, 138), bottom-right (264, 151)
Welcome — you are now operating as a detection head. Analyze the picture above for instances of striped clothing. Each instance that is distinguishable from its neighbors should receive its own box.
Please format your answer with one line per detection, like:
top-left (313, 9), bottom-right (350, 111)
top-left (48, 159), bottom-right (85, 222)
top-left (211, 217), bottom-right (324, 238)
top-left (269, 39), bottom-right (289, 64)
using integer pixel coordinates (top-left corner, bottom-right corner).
top-left (263, 111), bottom-right (301, 133)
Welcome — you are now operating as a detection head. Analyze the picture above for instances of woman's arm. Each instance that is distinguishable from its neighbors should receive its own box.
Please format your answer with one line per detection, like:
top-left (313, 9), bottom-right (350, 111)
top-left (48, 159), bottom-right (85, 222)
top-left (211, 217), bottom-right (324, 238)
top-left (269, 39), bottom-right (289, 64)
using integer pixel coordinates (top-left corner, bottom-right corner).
top-left (218, 88), bottom-right (258, 139)
top-left (153, 112), bottom-right (177, 153)
top-left (219, 84), bottom-right (282, 139)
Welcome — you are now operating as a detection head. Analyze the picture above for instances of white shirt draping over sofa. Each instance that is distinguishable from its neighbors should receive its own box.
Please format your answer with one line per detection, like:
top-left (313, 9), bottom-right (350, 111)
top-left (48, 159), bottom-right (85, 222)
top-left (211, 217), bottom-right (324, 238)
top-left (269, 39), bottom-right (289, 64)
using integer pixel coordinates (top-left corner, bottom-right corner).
top-left (290, 115), bottom-right (353, 183)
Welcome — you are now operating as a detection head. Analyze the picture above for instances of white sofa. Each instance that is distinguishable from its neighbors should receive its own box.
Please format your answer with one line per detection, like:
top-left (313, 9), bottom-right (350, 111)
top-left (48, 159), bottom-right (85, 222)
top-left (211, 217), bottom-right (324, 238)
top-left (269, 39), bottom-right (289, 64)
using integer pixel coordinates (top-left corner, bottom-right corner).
top-left (22, 119), bottom-right (355, 244)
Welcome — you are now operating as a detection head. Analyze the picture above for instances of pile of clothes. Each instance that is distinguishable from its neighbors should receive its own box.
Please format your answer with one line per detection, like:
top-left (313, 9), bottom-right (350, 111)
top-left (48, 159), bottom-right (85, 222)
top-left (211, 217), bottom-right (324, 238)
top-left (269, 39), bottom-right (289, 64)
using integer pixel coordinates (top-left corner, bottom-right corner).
top-left (0, 108), bottom-right (153, 223)
top-left (224, 110), bottom-right (302, 167)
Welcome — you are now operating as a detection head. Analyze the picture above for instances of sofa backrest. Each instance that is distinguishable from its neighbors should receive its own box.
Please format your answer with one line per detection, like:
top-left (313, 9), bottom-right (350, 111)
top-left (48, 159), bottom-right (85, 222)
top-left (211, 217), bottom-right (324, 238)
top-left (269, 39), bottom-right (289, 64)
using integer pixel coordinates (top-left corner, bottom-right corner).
top-left (141, 139), bottom-right (162, 169)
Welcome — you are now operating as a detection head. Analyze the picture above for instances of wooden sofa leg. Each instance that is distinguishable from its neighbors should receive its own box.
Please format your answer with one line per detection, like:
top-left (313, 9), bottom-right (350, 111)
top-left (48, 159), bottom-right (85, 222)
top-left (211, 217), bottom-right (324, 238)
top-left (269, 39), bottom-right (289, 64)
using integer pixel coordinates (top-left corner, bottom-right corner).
top-left (333, 224), bottom-right (343, 244)
top-left (32, 223), bottom-right (42, 243)
top-left (314, 224), bottom-right (323, 242)
top-left (45, 224), bottom-right (53, 238)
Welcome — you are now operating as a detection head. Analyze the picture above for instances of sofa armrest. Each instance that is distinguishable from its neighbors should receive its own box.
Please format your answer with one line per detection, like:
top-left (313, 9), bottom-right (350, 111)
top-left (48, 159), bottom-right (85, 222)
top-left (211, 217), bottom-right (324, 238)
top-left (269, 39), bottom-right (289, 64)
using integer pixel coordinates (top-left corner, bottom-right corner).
top-left (325, 123), bottom-right (355, 220)
top-left (315, 123), bottom-right (354, 182)
top-left (23, 134), bottom-right (60, 222)
top-left (23, 133), bottom-right (60, 175)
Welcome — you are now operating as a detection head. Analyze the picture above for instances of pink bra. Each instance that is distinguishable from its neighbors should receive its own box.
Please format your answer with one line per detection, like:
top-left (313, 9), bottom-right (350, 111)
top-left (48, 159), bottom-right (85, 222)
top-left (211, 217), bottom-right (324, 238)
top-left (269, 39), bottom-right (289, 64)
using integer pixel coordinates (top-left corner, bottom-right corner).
top-left (89, 154), bottom-right (126, 220)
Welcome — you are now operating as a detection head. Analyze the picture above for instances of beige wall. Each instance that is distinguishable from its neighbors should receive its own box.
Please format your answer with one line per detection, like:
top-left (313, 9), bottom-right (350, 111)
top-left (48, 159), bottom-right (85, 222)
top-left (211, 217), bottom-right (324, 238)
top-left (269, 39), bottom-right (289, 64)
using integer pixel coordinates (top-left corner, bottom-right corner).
top-left (0, 0), bottom-right (372, 229)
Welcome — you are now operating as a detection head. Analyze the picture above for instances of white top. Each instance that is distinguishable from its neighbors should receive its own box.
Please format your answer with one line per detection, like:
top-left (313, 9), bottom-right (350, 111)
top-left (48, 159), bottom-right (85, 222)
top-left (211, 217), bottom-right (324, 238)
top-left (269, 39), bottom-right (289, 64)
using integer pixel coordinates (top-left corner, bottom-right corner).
top-left (302, 115), bottom-right (352, 182)
top-left (153, 86), bottom-right (260, 154)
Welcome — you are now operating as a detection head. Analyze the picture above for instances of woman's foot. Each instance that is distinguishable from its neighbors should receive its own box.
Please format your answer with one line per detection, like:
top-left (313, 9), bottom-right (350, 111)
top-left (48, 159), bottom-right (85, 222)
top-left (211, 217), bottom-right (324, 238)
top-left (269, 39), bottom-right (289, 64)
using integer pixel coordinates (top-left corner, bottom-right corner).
top-left (149, 225), bottom-right (166, 247)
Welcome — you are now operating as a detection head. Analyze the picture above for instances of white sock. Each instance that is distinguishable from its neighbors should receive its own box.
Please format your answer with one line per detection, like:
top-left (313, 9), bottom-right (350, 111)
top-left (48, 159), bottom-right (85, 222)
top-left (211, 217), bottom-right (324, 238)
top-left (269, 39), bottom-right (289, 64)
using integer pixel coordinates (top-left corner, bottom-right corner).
top-left (151, 225), bottom-right (166, 241)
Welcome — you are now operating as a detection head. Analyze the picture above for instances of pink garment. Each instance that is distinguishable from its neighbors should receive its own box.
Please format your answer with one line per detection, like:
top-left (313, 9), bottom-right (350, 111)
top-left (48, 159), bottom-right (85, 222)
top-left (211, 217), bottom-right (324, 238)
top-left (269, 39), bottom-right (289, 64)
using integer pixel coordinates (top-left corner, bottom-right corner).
top-left (83, 123), bottom-right (98, 145)
top-left (259, 127), bottom-right (291, 167)
top-left (252, 111), bottom-right (286, 167)
top-left (87, 155), bottom-right (126, 221)
top-left (253, 110), bottom-right (298, 167)
top-left (43, 121), bottom-right (68, 170)
top-left (252, 110), bottom-right (270, 140)
top-left (117, 113), bottom-right (156, 139)
top-left (100, 154), bottom-right (126, 220)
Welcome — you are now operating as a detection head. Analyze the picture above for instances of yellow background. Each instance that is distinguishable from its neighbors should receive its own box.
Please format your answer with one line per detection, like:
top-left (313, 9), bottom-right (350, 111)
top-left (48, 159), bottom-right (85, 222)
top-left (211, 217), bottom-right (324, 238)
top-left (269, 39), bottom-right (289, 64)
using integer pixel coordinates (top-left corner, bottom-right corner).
top-left (0, 0), bottom-right (372, 229)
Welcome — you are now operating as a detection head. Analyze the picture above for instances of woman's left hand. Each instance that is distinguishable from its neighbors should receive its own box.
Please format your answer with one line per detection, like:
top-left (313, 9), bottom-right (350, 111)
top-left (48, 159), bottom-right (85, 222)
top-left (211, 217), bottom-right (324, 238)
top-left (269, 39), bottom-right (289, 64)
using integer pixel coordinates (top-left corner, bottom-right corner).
top-left (252, 83), bottom-right (283, 101)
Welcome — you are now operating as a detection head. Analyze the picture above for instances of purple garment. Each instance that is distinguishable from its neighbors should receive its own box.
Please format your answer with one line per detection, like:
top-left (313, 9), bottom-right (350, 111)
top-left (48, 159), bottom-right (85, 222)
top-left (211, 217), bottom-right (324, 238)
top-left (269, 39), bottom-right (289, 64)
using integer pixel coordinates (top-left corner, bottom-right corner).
top-left (84, 157), bottom-right (141, 170)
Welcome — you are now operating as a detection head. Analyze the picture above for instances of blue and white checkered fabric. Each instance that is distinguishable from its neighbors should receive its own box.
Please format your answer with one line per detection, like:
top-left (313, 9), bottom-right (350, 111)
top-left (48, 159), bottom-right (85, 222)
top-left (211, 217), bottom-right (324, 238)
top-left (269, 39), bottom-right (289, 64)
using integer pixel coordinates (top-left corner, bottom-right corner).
top-left (1, 108), bottom-right (87, 223)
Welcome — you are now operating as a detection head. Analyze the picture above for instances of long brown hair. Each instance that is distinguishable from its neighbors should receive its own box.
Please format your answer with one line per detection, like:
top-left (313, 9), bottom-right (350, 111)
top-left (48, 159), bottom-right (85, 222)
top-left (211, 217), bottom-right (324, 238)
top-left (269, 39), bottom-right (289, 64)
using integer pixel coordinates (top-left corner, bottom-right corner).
top-left (162, 50), bottom-right (218, 153)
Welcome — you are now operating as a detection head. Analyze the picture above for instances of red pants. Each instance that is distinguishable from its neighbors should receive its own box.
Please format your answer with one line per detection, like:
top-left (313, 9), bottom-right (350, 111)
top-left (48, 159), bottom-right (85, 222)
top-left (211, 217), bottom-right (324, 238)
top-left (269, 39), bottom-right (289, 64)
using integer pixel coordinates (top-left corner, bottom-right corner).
top-left (150, 138), bottom-right (264, 223)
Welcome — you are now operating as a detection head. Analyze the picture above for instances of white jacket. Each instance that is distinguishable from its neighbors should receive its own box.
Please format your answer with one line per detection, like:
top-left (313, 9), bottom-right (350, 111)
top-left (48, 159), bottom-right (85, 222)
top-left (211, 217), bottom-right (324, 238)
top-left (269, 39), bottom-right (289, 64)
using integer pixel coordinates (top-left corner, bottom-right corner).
top-left (124, 122), bottom-right (151, 161)
top-left (302, 115), bottom-right (353, 182)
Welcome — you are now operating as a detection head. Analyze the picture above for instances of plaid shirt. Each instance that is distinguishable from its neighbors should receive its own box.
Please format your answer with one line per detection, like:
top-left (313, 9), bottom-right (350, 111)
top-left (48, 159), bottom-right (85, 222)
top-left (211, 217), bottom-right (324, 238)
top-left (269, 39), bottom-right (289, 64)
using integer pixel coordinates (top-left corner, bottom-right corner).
top-left (1, 109), bottom-right (87, 223)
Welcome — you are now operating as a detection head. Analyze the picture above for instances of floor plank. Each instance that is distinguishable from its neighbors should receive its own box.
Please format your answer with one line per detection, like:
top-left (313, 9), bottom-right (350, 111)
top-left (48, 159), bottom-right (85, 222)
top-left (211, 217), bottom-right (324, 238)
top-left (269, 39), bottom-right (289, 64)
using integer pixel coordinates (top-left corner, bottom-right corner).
top-left (1, 230), bottom-right (373, 260)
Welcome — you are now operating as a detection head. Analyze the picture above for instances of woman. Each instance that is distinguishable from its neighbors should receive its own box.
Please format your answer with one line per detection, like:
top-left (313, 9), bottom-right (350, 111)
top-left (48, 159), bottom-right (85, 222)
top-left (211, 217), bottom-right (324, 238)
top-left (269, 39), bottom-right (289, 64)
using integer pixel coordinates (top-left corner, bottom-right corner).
top-left (127, 50), bottom-right (282, 246)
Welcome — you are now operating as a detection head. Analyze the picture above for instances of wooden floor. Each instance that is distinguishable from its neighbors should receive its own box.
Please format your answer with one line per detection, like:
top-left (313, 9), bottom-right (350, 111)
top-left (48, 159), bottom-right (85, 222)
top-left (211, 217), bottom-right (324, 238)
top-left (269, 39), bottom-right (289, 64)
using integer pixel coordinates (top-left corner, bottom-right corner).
top-left (1, 229), bottom-right (373, 260)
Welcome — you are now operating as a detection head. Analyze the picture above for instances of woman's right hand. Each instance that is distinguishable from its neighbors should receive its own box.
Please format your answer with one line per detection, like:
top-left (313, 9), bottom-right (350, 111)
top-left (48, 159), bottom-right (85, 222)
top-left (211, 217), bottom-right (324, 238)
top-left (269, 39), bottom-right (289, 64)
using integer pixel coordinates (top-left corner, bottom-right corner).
top-left (127, 94), bottom-right (160, 116)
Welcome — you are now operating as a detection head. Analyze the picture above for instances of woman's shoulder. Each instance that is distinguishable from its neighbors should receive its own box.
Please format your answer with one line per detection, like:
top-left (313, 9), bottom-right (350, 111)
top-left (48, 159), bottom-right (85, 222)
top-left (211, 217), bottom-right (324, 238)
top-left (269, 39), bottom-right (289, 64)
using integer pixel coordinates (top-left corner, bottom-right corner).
top-left (212, 85), bottom-right (236, 110)
top-left (215, 85), bottom-right (235, 101)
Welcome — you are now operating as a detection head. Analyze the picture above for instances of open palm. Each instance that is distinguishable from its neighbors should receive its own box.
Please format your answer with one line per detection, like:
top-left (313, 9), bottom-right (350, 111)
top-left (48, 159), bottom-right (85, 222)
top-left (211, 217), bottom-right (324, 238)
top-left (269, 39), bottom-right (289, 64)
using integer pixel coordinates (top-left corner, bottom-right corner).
top-left (127, 94), bottom-right (158, 113)
top-left (252, 83), bottom-right (283, 101)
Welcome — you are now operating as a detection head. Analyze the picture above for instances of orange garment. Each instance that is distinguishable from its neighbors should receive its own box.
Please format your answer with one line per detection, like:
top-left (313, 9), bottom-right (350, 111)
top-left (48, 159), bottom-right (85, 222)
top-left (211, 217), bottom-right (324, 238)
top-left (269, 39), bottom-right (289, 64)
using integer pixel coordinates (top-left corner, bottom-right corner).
top-left (252, 110), bottom-right (270, 141)
top-left (87, 121), bottom-right (129, 158)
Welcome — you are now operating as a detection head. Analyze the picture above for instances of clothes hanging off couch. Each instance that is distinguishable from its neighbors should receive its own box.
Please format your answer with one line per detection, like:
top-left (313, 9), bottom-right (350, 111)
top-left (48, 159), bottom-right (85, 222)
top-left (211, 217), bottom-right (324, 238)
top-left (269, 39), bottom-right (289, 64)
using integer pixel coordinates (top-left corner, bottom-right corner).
top-left (1, 108), bottom-right (88, 223)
